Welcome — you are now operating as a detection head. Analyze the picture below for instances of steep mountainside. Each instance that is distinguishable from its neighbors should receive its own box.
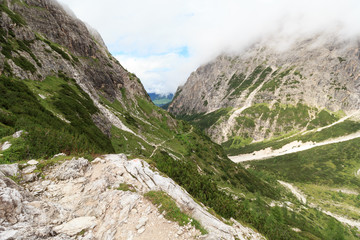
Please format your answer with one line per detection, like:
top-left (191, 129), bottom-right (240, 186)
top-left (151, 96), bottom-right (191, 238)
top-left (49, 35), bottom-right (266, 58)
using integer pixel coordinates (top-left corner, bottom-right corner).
top-left (169, 35), bottom-right (360, 144)
top-left (1, 1), bottom-right (359, 239)
top-left (168, 33), bottom-right (360, 239)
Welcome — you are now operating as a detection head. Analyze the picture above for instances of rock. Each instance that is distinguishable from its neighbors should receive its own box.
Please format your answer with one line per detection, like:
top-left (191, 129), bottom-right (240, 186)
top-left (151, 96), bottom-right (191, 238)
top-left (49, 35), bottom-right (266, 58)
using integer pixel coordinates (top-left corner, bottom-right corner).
top-left (0, 230), bottom-right (18, 240)
top-left (38, 94), bottom-right (46, 99)
top-left (22, 165), bottom-right (37, 174)
top-left (52, 153), bottom-right (67, 159)
top-left (0, 164), bottom-right (19, 177)
top-left (0, 187), bottom-right (23, 224)
top-left (12, 130), bottom-right (23, 138)
top-left (22, 172), bottom-right (40, 182)
top-left (27, 160), bottom-right (39, 165)
top-left (137, 227), bottom-right (145, 234)
top-left (136, 216), bottom-right (148, 230)
top-left (1, 141), bottom-right (11, 151)
top-left (53, 216), bottom-right (97, 236)
top-left (169, 35), bottom-right (360, 144)
top-left (51, 158), bottom-right (89, 180)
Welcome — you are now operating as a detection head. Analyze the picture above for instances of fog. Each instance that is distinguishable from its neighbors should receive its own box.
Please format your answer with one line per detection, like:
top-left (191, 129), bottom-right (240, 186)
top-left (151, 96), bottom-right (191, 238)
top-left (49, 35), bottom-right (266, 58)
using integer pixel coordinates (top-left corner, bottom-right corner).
top-left (58, 0), bottom-right (360, 94)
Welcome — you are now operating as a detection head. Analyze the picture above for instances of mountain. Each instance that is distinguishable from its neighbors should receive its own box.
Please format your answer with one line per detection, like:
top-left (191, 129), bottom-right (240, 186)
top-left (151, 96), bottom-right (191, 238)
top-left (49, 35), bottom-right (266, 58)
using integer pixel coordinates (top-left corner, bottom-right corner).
top-left (0, 1), bottom-right (308, 239)
top-left (149, 92), bottom-right (174, 107)
top-left (169, 34), bottom-right (360, 144)
top-left (1, 1), bottom-right (358, 239)
top-left (169, 33), bottom-right (360, 238)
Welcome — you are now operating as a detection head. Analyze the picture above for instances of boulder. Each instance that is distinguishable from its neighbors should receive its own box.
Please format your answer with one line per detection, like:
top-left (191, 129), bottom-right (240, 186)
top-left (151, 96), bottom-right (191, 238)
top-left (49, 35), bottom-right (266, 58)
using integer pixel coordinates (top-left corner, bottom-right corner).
top-left (53, 216), bottom-right (97, 236)
top-left (1, 141), bottom-right (11, 151)
top-left (51, 158), bottom-right (89, 180)
top-left (0, 164), bottom-right (19, 177)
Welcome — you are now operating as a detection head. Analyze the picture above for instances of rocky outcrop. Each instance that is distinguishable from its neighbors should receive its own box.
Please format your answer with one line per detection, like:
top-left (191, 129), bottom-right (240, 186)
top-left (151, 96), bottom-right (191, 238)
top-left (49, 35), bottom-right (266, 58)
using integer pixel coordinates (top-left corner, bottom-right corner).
top-left (0, 154), bottom-right (264, 240)
top-left (169, 34), bottom-right (360, 142)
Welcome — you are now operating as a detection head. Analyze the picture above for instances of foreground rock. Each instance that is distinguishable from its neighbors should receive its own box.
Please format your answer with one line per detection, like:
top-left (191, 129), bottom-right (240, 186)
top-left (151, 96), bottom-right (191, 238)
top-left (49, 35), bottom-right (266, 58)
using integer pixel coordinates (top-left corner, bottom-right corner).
top-left (0, 154), bottom-right (264, 240)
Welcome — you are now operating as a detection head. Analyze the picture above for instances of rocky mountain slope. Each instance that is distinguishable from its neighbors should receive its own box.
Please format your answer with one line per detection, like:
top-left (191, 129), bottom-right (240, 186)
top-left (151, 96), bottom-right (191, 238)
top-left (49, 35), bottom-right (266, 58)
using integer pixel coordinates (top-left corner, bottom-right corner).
top-left (0, 1), bottom-right (297, 239)
top-left (169, 34), bottom-right (360, 144)
top-left (0, 154), bottom-right (264, 240)
top-left (168, 33), bottom-right (360, 239)
top-left (1, 0), bottom-right (359, 239)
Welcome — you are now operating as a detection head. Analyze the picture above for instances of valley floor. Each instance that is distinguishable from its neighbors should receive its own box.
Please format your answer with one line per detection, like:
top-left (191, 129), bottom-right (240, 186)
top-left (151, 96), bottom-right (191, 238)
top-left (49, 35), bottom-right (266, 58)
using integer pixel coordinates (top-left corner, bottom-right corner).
top-left (229, 130), bottom-right (360, 162)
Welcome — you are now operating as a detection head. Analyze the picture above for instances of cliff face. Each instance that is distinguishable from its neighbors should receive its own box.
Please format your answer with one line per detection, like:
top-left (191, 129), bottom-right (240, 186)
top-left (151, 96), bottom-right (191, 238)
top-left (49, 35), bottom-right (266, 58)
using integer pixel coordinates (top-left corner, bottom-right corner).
top-left (1, 0), bottom-right (148, 102)
top-left (169, 34), bottom-right (360, 143)
top-left (0, 1), bottom-right (277, 239)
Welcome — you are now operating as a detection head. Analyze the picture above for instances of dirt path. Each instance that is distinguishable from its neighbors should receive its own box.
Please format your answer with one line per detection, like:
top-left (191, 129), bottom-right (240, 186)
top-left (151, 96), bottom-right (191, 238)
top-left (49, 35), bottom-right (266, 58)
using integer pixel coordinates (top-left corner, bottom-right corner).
top-left (150, 126), bottom-right (193, 158)
top-left (278, 180), bottom-right (307, 204)
top-left (229, 131), bottom-right (360, 163)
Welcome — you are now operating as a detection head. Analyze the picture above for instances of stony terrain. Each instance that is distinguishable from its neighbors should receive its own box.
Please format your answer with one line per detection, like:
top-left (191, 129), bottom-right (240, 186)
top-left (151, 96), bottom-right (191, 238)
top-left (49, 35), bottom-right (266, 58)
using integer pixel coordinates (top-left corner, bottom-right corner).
top-left (169, 34), bottom-right (360, 143)
top-left (0, 154), bottom-right (264, 240)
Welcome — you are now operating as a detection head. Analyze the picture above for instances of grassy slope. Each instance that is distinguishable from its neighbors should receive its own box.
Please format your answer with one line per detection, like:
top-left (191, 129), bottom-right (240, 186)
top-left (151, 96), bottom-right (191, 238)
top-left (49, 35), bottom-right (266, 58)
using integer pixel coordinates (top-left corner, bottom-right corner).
top-left (225, 119), bottom-right (360, 156)
top-left (1, 2), bottom-right (358, 239)
top-left (248, 136), bottom-right (360, 229)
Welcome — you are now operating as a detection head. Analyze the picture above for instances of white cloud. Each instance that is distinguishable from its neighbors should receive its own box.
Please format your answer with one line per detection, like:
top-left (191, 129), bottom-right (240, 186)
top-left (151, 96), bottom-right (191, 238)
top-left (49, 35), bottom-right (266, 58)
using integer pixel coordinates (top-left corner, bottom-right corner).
top-left (58, 0), bottom-right (360, 93)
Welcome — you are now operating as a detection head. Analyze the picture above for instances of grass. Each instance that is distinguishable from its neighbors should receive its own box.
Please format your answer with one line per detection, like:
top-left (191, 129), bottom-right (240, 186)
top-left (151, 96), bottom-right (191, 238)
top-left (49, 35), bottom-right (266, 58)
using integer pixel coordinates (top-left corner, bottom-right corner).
top-left (152, 98), bottom-right (172, 106)
top-left (0, 75), bottom-right (113, 163)
top-left (248, 137), bottom-right (360, 188)
top-left (117, 183), bottom-right (136, 192)
top-left (145, 191), bottom-right (208, 234)
top-left (224, 119), bottom-right (360, 156)
top-left (0, 2), bottom-right (27, 26)
top-left (178, 107), bottom-right (232, 131)
top-left (230, 65), bottom-right (264, 96)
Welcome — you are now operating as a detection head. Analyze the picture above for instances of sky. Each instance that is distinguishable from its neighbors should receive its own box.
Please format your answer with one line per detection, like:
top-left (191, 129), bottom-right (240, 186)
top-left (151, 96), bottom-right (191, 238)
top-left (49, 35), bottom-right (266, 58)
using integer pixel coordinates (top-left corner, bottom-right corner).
top-left (58, 0), bottom-right (360, 94)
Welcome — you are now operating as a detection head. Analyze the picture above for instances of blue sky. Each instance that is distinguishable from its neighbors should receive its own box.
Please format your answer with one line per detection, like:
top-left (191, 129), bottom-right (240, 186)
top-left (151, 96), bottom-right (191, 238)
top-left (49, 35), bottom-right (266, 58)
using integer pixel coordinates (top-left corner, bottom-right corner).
top-left (58, 0), bottom-right (360, 94)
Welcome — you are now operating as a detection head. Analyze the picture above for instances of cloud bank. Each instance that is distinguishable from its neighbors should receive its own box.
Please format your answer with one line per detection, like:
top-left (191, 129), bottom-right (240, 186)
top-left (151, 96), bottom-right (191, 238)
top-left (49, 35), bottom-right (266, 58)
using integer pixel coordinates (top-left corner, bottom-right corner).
top-left (59, 0), bottom-right (360, 94)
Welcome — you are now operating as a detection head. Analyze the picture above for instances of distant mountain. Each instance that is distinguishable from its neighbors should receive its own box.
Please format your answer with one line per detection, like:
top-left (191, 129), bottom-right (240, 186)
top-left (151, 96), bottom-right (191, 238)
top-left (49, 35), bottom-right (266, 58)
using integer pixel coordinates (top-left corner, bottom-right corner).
top-left (148, 92), bottom-right (174, 107)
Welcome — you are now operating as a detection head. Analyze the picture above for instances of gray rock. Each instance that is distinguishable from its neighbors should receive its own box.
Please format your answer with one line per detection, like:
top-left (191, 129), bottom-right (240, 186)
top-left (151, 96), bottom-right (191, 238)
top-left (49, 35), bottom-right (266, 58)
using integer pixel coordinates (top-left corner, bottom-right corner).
top-left (22, 165), bottom-right (37, 174)
top-left (0, 187), bottom-right (23, 224)
top-left (27, 160), bottom-right (39, 165)
top-left (53, 216), bottom-right (97, 236)
top-left (51, 158), bottom-right (89, 180)
top-left (0, 164), bottom-right (19, 177)
top-left (52, 153), bottom-right (66, 159)
top-left (135, 216), bottom-right (148, 230)
top-left (12, 130), bottom-right (23, 139)
top-left (1, 141), bottom-right (11, 151)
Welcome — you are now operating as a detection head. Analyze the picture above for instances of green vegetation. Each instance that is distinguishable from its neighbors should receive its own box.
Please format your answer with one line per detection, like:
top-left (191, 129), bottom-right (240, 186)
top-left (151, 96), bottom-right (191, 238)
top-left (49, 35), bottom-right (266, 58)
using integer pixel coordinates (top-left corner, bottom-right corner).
top-left (230, 65), bottom-right (264, 96)
top-left (178, 107), bottom-right (232, 131)
top-left (225, 119), bottom-right (360, 156)
top-left (0, 2), bottom-right (26, 26)
top-left (247, 136), bottom-right (360, 235)
top-left (249, 137), bottom-right (360, 187)
top-left (307, 110), bottom-right (339, 130)
top-left (247, 66), bottom-right (272, 94)
top-left (152, 98), bottom-right (172, 106)
top-left (227, 72), bottom-right (246, 92)
top-left (338, 57), bottom-right (346, 63)
top-left (145, 191), bottom-right (207, 234)
top-left (0, 27), bottom-right (39, 73)
top-left (13, 56), bottom-right (36, 73)
top-left (117, 183), bottom-right (136, 192)
top-left (261, 67), bottom-right (294, 92)
top-left (0, 75), bottom-right (113, 163)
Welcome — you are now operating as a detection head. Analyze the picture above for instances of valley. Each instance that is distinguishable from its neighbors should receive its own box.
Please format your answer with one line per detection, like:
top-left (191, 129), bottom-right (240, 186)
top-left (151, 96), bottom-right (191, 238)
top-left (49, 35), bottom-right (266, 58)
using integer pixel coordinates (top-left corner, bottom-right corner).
top-left (0, 0), bottom-right (359, 239)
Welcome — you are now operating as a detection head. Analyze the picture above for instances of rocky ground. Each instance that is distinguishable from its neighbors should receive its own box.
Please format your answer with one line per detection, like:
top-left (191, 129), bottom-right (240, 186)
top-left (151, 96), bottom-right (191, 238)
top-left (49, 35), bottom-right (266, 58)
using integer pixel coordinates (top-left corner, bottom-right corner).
top-left (0, 154), bottom-right (264, 240)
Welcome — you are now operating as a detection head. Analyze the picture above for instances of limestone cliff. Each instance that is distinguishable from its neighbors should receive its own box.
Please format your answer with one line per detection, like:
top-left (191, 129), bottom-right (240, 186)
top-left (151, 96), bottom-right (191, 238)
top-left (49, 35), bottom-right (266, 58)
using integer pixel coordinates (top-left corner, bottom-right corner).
top-left (169, 34), bottom-right (360, 143)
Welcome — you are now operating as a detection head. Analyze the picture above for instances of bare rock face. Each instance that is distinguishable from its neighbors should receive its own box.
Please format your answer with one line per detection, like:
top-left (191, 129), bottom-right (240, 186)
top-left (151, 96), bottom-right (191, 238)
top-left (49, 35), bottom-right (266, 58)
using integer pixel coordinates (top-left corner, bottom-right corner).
top-left (169, 34), bottom-right (360, 143)
top-left (0, 155), bottom-right (264, 240)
